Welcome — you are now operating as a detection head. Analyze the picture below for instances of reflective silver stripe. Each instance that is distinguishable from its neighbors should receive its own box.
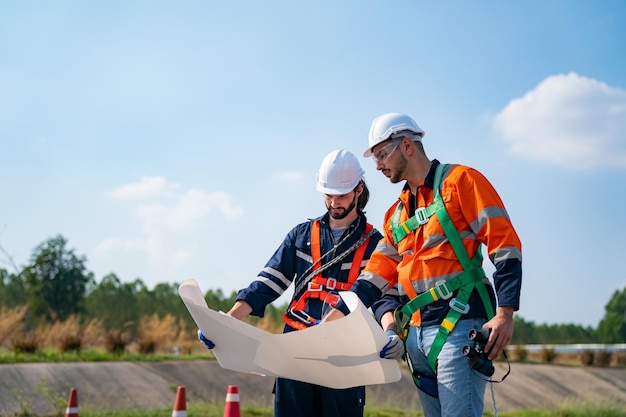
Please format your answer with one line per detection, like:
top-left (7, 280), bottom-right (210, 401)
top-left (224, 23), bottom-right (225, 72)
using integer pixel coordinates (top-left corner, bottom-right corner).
top-left (458, 230), bottom-right (476, 240)
top-left (296, 249), bottom-right (313, 263)
top-left (398, 285), bottom-right (409, 297)
top-left (470, 206), bottom-right (509, 234)
top-left (386, 283), bottom-right (400, 297)
top-left (338, 259), bottom-right (368, 270)
top-left (410, 272), bottom-right (492, 294)
top-left (171, 411), bottom-right (187, 417)
top-left (262, 267), bottom-right (291, 287)
top-left (422, 230), bottom-right (476, 251)
top-left (358, 270), bottom-right (390, 292)
top-left (376, 240), bottom-right (402, 262)
top-left (65, 408), bottom-right (78, 415)
top-left (490, 246), bottom-right (522, 263)
top-left (422, 233), bottom-right (446, 249)
top-left (226, 392), bottom-right (240, 402)
top-left (410, 271), bottom-right (461, 293)
top-left (398, 283), bottom-right (408, 297)
top-left (256, 276), bottom-right (285, 295)
top-left (442, 164), bottom-right (454, 179)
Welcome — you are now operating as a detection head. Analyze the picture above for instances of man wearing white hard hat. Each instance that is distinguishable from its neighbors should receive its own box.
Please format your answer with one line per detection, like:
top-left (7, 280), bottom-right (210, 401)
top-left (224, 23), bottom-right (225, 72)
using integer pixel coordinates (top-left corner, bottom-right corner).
top-left (325, 113), bottom-right (523, 417)
top-left (199, 149), bottom-right (383, 417)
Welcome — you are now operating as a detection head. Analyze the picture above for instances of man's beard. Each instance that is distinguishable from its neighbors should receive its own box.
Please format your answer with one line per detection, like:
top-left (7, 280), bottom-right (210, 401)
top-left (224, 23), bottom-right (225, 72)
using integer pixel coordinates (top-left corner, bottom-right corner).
top-left (327, 194), bottom-right (357, 220)
top-left (389, 153), bottom-right (408, 184)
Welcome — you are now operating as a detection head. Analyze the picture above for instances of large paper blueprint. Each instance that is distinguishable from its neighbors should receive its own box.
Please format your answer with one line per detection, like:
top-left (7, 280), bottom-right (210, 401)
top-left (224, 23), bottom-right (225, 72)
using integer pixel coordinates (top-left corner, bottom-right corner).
top-left (178, 279), bottom-right (401, 389)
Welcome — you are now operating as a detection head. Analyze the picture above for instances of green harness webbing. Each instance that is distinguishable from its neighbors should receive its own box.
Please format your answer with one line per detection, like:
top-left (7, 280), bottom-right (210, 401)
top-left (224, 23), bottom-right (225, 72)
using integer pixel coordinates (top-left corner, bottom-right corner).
top-left (392, 163), bottom-right (495, 373)
top-left (391, 198), bottom-right (443, 244)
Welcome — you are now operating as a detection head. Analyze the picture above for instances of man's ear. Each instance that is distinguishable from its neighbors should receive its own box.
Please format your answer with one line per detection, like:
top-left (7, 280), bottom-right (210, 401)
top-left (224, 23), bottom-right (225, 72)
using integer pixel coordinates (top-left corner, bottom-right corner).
top-left (354, 182), bottom-right (364, 197)
top-left (401, 137), bottom-right (416, 154)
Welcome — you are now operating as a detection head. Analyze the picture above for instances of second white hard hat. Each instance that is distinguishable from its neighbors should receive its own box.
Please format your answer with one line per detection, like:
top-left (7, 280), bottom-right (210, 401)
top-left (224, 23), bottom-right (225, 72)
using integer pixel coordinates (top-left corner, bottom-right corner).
top-left (364, 112), bottom-right (425, 157)
top-left (316, 149), bottom-right (365, 195)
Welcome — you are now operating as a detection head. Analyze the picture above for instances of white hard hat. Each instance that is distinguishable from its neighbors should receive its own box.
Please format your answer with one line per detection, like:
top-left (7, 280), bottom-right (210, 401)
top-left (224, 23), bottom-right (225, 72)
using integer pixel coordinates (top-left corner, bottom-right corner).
top-left (316, 149), bottom-right (365, 195)
top-left (363, 112), bottom-right (425, 157)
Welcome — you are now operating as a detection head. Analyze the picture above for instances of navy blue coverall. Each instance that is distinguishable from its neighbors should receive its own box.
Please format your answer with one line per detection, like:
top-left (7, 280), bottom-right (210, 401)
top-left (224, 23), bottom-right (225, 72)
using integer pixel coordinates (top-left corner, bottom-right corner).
top-left (236, 211), bottom-right (382, 417)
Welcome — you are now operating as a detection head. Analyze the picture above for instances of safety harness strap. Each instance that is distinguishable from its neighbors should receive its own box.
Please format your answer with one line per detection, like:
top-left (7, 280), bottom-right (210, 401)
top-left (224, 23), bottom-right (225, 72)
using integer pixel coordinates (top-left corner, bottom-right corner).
top-left (395, 163), bottom-right (495, 374)
top-left (284, 220), bottom-right (374, 329)
top-left (400, 265), bottom-right (486, 317)
top-left (392, 199), bottom-right (443, 244)
top-left (310, 218), bottom-right (322, 275)
top-left (427, 285), bottom-right (475, 370)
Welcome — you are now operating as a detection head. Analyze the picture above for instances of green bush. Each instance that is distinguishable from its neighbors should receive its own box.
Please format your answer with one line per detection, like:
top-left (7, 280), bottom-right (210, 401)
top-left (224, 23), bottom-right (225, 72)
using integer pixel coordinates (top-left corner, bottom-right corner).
top-left (11, 332), bottom-right (40, 354)
top-left (579, 350), bottom-right (594, 366)
top-left (104, 329), bottom-right (129, 355)
top-left (594, 350), bottom-right (612, 367)
top-left (540, 347), bottom-right (557, 363)
top-left (137, 339), bottom-right (156, 354)
top-left (59, 333), bottom-right (83, 353)
top-left (614, 351), bottom-right (626, 367)
top-left (513, 345), bottom-right (528, 362)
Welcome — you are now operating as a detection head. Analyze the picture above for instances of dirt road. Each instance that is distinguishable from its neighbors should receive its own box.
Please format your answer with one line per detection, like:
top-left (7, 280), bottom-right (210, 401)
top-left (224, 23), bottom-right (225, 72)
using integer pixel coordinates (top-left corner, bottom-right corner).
top-left (1, 360), bottom-right (625, 415)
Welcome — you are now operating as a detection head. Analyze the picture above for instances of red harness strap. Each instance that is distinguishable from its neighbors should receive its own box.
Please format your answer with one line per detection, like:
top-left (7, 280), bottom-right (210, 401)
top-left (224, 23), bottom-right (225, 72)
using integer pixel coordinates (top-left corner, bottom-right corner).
top-left (283, 220), bottom-right (373, 329)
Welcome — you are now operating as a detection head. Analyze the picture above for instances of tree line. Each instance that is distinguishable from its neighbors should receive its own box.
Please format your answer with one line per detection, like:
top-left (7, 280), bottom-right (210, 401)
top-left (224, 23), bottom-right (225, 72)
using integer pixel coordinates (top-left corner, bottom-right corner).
top-left (1, 234), bottom-right (625, 345)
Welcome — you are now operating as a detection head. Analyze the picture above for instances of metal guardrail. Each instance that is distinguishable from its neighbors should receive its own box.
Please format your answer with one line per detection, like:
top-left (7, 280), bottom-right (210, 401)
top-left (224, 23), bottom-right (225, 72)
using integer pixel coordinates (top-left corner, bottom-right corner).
top-left (511, 343), bottom-right (626, 353)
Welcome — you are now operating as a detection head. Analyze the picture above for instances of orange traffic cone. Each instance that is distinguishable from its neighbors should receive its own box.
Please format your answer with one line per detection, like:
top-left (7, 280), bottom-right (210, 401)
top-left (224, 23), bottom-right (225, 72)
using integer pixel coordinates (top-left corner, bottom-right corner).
top-left (64, 388), bottom-right (79, 417)
top-left (171, 386), bottom-right (187, 417)
top-left (223, 385), bottom-right (241, 417)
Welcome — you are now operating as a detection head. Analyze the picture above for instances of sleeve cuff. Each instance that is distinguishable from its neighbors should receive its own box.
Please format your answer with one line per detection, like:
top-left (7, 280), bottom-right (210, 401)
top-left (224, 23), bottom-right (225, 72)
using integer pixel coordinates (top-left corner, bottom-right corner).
top-left (334, 298), bottom-right (351, 316)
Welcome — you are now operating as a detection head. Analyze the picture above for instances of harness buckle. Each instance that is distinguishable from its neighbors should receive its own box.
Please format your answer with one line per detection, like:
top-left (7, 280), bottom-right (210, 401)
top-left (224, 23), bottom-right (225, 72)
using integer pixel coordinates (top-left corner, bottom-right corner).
top-left (288, 308), bottom-right (318, 326)
top-left (434, 280), bottom-right (453, 300)
top-left (449, 297), bottom-right (470, 314)
top-left (326, 277), bottom-right (337, 291)
top-left (307, 282), bottom-right (323, 292)
top-left (415, 207), bottom-right (430, 225)
top-left (323, 292), bottom-right (340, 307)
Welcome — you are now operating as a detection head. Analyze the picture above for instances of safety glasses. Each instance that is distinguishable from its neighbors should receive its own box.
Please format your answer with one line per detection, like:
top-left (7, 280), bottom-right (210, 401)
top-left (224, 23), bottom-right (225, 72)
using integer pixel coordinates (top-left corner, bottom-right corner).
top-left (372, 139), bottom-right (401, 165)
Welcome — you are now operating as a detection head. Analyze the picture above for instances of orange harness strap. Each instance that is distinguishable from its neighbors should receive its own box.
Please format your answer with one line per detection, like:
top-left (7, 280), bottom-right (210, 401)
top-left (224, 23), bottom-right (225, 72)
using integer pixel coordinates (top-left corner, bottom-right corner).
top-left (283, 220), bottom-right (373, 329)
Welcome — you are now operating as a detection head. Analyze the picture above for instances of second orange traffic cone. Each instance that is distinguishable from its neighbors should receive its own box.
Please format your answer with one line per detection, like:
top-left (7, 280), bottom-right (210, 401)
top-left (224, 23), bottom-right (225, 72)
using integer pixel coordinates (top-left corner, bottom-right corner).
top-left (223, 385), bottom-right (241, 417)
top-left (64, 388), bottom-right (79, 417)
top-left (171, 386), bottom-right (187, 417)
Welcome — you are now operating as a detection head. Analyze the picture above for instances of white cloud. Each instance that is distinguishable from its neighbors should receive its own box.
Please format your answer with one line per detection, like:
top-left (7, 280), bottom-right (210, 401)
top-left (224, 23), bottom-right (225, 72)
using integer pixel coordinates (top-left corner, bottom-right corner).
top-left (109, 176), bottom-right (179, 199)
top-left (93, 236), bottom-right (144, 255)
top-left (493, 72), bottom-right (626, 170)
top-left (136, 189), bottom-right (244, 233)
top-left (95, 180), bottom-right (244, 269)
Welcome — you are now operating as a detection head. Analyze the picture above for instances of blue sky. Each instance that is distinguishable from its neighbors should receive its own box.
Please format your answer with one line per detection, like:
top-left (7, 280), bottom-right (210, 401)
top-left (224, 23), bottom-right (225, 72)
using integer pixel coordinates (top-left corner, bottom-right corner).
top-left (1, 1), bottom-right (625, 328)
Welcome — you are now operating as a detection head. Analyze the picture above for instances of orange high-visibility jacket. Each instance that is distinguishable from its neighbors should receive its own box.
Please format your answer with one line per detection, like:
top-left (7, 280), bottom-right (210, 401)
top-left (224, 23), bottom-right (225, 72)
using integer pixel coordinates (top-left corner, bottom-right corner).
top-left (351, 160), bottom-right (522, 326)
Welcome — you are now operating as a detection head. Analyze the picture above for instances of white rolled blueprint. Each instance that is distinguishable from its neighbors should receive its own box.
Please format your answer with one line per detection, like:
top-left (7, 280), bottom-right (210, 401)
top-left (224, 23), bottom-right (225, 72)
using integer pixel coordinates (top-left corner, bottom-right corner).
top-left (178, 279), bottom-right (401, 389)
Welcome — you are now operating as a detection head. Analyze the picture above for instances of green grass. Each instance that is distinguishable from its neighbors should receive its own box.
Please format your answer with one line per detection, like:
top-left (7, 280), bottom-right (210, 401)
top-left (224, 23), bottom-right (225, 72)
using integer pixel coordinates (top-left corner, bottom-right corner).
top-left (42, 402), bottom-right (626, 417)
top-left (69, 405), bottom-right (424, 417)
top-left (73, 404), bottom-right (273, 417)
top-left (0, 348), bottom-right (210, 364)
top-left (6, 394), bottom-right (624, 417)
top-left (487, 400), bottom-right (626, 417)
